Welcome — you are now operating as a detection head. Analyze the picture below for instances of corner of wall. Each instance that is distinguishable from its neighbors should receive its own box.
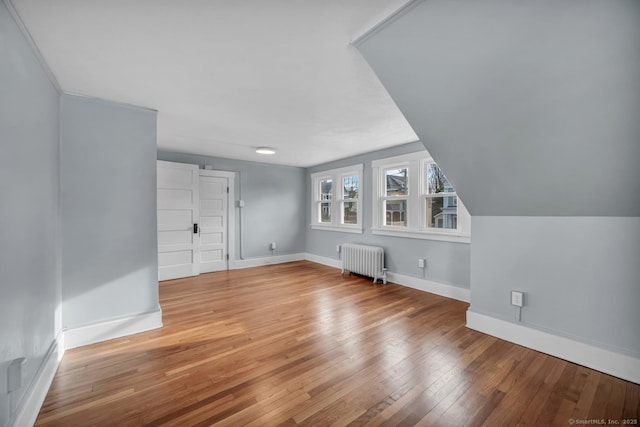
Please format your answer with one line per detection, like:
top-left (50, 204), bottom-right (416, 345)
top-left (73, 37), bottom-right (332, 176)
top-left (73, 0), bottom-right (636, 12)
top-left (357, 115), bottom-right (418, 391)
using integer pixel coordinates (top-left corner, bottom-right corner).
top-left (3, 0), bottom-right (62, 94)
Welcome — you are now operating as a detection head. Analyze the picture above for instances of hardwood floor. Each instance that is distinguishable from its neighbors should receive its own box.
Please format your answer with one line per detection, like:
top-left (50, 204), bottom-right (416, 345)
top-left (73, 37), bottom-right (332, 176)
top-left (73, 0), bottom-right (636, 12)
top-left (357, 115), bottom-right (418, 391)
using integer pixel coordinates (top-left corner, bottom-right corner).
top-left (36, 261), bottom-right (639, 426)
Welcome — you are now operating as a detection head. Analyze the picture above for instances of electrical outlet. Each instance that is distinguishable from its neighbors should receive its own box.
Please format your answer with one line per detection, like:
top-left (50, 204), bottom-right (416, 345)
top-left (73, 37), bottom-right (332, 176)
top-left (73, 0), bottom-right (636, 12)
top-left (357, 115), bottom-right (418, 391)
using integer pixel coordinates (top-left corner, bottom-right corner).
top-left (418, 258), bottom-right (425, 268)
top-left (336, 245), bottom-right (341, 253)
top-left (7, 358), bottom-right (26, 393)
top-left (270, 242), bottom-right (276, 251)
top-left (511, 291), bottom-right (524, 307)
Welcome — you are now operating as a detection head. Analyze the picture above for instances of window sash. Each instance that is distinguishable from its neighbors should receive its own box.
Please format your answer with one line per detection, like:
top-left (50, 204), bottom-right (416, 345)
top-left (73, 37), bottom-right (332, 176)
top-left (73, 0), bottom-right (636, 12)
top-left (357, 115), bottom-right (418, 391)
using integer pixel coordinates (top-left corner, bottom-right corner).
top-left (424, 195), bottom-right (458, 230)
top-left (317, 201), bottom-right (332, 223)
top-left (381, 198), bottom-right (408, 227)
top-left (384, 166), bottom-right (409, 197)
top-left (341, 200), bottom-right (358, 225)
top-left (341, 174), bottom-right (359, 200)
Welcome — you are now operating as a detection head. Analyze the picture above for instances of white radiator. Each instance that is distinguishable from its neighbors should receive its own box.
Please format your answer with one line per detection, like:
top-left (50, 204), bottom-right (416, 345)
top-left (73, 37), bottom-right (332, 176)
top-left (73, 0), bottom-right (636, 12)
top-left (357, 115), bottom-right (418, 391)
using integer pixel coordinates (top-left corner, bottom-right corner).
top-left (341, 243), bottom-right (387, 284)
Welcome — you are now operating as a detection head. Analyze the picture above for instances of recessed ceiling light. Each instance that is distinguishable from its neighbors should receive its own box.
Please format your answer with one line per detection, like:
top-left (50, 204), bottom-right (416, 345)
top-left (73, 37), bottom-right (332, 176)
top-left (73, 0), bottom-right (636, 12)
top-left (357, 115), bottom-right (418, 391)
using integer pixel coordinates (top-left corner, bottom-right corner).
top-left (256, 147), bottom-right (276, 155)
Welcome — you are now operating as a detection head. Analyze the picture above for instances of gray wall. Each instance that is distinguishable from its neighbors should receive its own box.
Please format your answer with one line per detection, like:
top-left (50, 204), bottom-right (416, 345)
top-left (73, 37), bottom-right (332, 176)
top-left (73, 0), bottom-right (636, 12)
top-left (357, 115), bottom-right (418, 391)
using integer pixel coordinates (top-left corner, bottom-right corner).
top-left (471, 217), bottom-right (640, 357)
top-left (157, 152), bottom-right (307, 259)
top-left (60, 94), bottom-right (159, 329)
top-left (356, 0), bottom-right (640, 217)
top-left (306, 142), bottom-right (470, 289)
top-left (0, 1), bottom-right (61, 425)
top-left (356, 0), bottom-right (640, 361)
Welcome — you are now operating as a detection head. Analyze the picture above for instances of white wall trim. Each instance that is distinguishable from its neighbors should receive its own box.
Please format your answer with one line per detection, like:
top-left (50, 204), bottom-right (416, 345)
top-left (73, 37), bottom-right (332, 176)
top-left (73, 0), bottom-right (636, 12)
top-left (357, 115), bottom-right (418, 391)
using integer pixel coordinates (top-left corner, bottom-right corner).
top-left (310, 225), bottom-right (363, 234)
top-left (304, 253), bottom-right (470, 303)
top-left (10, 333), bottom-right (64, 427)
top-left (371, 227), bottom-right (470, 243)
top-left (466, 310), bottom-right (640, 385)
top-left (64, 309), bottom-right (163, 350)
top-left (230, 253), bottom-right (306, 270)
top-left (304, 253), bottom-right (342, 269)
top-left (386, 272), bottom-right (470, 302)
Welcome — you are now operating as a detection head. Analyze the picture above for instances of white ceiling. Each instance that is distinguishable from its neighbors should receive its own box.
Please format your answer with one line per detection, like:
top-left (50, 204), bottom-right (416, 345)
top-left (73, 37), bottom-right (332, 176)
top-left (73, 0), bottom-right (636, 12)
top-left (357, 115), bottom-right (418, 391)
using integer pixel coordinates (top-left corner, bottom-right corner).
top-left (12, 0), bottom-right (418, 167)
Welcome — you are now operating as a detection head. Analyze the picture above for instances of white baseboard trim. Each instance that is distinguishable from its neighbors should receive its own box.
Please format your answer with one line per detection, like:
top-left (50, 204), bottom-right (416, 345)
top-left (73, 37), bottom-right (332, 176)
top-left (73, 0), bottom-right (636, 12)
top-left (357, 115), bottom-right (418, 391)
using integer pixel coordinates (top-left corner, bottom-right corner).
top-left (386, 272), bottom-right (470, 303)
top-left (64, 309), bottom-right (163, 350)
top-left (466, 310), bottom-right (640, 384)
top-left (230, 253), bottom-right (306, 270)
top-left (10, 333), bottom-right (64, 427)
top-left (304, 253), bottom-right (342, 269)
top-left (304, 253), bottom-right (470, 303)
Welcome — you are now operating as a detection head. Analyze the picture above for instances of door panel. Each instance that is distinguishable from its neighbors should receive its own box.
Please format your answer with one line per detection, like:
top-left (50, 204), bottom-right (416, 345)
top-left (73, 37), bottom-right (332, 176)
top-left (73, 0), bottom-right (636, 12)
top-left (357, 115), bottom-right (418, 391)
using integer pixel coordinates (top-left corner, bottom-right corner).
top-left (157, 188), bottom-right (194, 208)
top-left (199, 175), bottom-right (228, 273)
top-left (158, 230), bottom-right (193, 246)
top-left (201, 232), bottom-right (223, 245)
top-left (157, 161), bottom-right (200, 281)
top-left (159, 250), bottom-right (193, 266)
top-left (201, 249), bottom-right (224, 263)
top-left (158, 210), bottom-right (192, 226)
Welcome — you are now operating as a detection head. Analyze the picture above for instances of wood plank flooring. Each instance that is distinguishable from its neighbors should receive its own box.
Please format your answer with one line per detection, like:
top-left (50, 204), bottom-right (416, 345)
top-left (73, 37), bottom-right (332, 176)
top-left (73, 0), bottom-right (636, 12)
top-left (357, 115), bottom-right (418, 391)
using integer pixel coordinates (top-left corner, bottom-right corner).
top-left (36, 261), bottom-right (639, 426)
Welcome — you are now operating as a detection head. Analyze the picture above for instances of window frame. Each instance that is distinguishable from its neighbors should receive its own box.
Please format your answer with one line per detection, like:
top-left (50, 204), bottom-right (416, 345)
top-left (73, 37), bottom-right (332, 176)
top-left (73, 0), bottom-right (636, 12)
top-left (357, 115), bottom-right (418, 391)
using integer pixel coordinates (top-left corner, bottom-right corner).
top-left (311, 164), bottom-right (363, 234)
top-left (372, 152), bottom-right (470, 243)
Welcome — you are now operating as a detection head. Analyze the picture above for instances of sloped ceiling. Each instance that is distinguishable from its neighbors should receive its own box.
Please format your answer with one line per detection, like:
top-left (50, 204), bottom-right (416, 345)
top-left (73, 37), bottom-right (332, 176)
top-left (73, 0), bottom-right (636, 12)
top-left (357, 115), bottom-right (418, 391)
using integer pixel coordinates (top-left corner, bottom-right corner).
top-left (356, 0), bottom-right (640, 216)
top-left (11, 0), bottom-right (418, 167)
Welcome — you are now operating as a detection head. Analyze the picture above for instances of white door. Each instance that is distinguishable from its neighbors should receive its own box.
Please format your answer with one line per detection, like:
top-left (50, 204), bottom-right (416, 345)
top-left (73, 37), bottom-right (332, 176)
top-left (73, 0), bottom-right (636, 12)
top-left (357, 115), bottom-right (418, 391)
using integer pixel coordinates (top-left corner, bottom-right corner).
top-left (198, 172), bottom-right (229, 273)
top-left (157, 161), bottom-right (200, 281)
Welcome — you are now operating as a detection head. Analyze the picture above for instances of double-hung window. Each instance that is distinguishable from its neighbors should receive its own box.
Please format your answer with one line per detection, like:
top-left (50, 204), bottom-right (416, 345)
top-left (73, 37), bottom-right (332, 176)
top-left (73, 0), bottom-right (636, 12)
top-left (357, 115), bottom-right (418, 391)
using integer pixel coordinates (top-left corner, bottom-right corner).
top-left (372, 152), bottom-right (470, 243)
top-left (311, 164), bottom-right (363, 233)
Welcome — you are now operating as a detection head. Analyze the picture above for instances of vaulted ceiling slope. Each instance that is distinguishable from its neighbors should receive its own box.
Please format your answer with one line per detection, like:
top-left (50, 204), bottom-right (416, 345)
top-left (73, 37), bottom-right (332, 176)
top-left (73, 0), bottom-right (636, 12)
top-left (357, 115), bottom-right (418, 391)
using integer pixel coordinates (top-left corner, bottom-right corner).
top-left (357, 0), bottom-right (640, 216)
top-left (11, 0), bottom-right (418, 167)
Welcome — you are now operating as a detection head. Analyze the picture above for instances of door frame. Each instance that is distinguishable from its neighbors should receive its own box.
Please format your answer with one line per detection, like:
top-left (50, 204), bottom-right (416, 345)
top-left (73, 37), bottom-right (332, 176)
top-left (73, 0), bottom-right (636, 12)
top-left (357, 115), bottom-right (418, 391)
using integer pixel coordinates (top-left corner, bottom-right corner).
top-left (199, 169), bottom-right (235, 270)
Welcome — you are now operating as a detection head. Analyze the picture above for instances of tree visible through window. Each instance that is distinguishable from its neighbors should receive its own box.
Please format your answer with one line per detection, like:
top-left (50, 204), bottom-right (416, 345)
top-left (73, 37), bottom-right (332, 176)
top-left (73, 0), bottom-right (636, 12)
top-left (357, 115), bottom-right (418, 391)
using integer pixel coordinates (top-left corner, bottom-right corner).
top-left (425, 163), bottom-right (457, 229)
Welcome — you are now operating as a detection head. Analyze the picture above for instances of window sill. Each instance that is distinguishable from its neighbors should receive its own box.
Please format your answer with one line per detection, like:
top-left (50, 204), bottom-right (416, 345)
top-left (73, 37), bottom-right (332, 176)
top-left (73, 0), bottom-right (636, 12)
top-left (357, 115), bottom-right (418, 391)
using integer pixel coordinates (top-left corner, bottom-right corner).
top-left (311, 224), bottom-right (363, 234)
top-left (371, 227), bottom-right (470, 243)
